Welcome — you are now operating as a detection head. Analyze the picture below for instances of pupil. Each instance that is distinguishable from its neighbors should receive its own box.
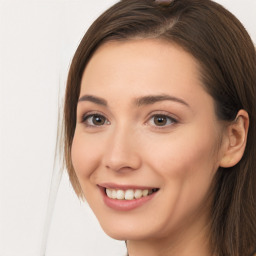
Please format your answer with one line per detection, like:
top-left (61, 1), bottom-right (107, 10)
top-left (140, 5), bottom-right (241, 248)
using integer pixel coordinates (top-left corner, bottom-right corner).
top-left (154, 116), bottom-right (167, 126)
top-left (93, 115), bottom-right (105, 125)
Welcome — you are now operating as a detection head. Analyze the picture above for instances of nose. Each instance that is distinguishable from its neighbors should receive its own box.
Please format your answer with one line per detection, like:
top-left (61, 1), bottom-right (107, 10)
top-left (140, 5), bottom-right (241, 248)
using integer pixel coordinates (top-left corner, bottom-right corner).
top-left (102, 126), bottom-right (142, 173)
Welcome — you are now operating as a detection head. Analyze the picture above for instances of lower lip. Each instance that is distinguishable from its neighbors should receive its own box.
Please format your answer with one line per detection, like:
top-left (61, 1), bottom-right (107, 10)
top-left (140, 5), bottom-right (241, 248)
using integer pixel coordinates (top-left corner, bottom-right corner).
top-left (99, 187), bottom-right (158, 211)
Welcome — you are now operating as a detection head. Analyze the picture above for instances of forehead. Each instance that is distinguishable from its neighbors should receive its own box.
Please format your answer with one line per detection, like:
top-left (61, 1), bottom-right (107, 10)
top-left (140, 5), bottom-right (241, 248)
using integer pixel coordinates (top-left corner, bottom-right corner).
top-left (83, 39), bottom-right (202, 80)
top-left (80, 39), bottom-right (213, 111)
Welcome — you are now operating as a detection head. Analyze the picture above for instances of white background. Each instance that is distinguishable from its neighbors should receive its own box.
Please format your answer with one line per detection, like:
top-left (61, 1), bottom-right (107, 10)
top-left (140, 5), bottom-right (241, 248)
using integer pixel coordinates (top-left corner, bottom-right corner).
top-left (0, 1), bottom-right (255, 256)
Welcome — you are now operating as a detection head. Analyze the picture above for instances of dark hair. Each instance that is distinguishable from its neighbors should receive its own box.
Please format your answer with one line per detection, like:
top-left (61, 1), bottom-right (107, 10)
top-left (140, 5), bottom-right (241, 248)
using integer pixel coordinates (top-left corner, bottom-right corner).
top-left (64, 0), bottom-right (256, 255)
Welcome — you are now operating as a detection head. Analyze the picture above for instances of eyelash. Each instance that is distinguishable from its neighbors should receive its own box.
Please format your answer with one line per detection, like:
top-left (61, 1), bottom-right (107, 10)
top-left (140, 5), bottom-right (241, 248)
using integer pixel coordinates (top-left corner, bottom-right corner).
top-left (81, 112), bottom-right (178, 129)
top-left (81, 112), bottom-right (110, 127)
top-left (147, 113), bottom-right (177, 129)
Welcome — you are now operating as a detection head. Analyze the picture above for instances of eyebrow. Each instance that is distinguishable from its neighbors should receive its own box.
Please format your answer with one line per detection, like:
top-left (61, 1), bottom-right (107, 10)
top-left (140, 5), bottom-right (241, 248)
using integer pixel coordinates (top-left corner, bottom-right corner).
top-left (78, 94), bottom-right (190, 108)
top-left (78, 95), bottom-right (107, 106)
top-left (134, 94), bottom-right (190, 107)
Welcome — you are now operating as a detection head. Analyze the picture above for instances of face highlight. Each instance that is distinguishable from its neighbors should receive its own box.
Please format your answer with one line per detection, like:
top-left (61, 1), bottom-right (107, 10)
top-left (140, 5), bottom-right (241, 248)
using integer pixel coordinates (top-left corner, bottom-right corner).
top-left (71, 39), bottom-right (225, 246)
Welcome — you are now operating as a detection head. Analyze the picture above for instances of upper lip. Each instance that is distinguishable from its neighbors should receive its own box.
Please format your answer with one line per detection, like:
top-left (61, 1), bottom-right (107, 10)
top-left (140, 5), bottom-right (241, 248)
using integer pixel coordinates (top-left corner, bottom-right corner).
top-left (98, 183), bottom-right (159, 190)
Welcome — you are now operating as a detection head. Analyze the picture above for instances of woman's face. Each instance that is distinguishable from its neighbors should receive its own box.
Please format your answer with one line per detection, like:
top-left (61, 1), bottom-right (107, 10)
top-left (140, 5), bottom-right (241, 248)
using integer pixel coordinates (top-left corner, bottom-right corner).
top-left (71, 39), bottom-right (225, 242)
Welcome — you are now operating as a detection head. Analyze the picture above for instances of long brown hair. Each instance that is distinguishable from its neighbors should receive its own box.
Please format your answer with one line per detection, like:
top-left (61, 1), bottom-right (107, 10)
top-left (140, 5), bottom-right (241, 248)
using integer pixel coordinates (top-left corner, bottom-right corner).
top-left (64, 0), bottom-right (256, 255)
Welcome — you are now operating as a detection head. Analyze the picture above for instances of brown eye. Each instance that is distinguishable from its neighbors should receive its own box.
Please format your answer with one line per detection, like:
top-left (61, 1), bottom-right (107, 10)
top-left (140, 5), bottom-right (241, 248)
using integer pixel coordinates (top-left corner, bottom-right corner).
top-left (92, 115), bottom-right (106, 125)
top-left (154, 116), bottom-right (168, 126)
top-left (83, 114), bottom-right (109, 126)
top-left (149, 114), bottom-right (177, 127)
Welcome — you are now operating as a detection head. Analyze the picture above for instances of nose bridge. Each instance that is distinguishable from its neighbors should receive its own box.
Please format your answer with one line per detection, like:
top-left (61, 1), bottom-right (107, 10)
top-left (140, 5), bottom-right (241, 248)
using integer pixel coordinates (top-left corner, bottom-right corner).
top-left (103, 122), bottom-right (141, 172)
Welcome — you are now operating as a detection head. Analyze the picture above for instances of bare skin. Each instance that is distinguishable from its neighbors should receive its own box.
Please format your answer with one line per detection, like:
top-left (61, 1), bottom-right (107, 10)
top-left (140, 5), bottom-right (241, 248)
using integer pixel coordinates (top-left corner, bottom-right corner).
top-left (71, 39), bottom-right (249, 256)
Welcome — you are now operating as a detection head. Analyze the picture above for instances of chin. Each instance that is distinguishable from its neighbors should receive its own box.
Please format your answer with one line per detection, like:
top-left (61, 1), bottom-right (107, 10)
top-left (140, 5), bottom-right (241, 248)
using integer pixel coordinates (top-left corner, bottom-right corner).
top-left (97, 217), bottom-right (160, 241)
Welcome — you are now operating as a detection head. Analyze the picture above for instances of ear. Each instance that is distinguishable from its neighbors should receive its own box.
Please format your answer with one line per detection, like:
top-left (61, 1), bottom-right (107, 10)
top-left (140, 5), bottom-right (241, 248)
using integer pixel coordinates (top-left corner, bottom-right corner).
top-left (219, 109), bottom-right (249, 168)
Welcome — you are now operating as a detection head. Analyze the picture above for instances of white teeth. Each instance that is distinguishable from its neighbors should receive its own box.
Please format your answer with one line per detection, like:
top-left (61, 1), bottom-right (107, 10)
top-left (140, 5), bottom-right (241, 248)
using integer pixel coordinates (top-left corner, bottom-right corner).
top-left (106, 188), bottom-right (112, 198)
top-left (142, 189), bottom-right (149, 197)
top-left (125, 189), bottom-right (134, 200)
top-left (105, 188), bottom-right (157, 200)
top-left (134, 189), bottom-right (142, 199)
top-left (116, 189), bottom-right (125, 200)
top-left (111, 190), bottom-right (117, 199)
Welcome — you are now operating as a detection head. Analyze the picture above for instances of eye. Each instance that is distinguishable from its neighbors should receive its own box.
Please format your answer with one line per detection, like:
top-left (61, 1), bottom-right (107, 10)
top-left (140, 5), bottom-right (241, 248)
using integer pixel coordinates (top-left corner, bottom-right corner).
top-left (148, 114), bottom-right (177, 127)
top-left (82, 113), bottom-right (110, 127)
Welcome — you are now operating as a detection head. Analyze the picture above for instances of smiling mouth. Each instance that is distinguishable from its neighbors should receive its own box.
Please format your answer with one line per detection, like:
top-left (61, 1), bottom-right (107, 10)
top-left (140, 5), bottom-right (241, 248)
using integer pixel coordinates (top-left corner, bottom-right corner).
top-left (105, 188), bottom-right (159, 200)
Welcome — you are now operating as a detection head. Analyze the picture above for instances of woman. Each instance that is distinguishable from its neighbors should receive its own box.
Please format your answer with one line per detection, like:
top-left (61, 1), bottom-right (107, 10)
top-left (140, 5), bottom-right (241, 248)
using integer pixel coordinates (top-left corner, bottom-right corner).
top-left (63, 0), bottom-right (256, 255)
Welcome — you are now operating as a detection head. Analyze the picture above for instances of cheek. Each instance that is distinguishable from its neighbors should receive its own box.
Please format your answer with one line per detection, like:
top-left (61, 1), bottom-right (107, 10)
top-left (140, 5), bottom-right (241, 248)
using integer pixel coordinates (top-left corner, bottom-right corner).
top-left (145, 128), bottom-right (218, 224)
top-left (145, 125), bottom-right (219, 182)
top-left (71, 131), bottom-right (102, 180)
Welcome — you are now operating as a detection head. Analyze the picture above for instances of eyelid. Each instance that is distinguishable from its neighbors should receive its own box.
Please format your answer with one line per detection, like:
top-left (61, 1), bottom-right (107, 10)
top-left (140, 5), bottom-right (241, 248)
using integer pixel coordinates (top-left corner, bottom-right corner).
top-left (146, 111), bottom-right (178, 129)
top-left (79, 110), bottom-right (178, 129)
top-left (80, 111), bottom-right (110, 127)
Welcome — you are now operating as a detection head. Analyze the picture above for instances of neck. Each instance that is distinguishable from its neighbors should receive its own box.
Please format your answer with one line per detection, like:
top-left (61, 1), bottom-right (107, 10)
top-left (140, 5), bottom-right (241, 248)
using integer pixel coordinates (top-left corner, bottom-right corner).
top-left (126, 214), bottom-right (213, 256)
